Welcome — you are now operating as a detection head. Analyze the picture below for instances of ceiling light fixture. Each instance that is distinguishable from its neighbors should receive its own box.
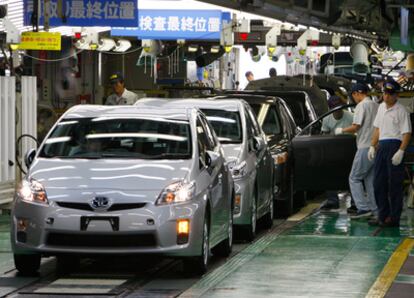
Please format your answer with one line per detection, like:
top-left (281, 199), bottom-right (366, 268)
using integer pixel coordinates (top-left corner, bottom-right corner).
top-left (113, 39), bottom-right (132, 52)
top-left (97, 38), bottom-right (116, 52)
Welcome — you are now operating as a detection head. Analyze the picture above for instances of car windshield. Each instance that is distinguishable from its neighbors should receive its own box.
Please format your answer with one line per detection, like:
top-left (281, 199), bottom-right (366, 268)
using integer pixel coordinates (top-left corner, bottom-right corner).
top-left (250, 103), bottom-right (282, 136)
top-left (39, 117), bottom-right (192, 159)
top-left (201, 109), bottom-right (242, 144)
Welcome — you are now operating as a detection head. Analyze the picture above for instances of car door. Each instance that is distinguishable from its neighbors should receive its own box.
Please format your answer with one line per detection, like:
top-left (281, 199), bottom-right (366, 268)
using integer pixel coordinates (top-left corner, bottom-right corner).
top-left (199, 114), bottom-right (228, 238)
top-left (292, 105), bottom-right (357, 191)
top-left (196, 116), bottom-right (222, 244)
top-left (244, 104), bottom-right (272, 216)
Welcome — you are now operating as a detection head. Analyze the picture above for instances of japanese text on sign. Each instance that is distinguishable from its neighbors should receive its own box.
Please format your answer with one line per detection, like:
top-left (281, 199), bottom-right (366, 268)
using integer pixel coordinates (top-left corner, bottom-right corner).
top-left (19, 32), bottom-right (61, 51)
top-left (111, 10), bottom-right (230, 40)
top-left (24, 0), bottom-right (138, 27)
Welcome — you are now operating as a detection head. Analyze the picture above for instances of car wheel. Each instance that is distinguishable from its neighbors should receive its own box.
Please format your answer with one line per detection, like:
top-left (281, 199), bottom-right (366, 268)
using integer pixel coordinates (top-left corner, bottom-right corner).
top-left (183, 216), bottom-right (209, 275)
top-left (57, 255), bottom-right (80, 275)
top-left (263, 197), bottom-right (274, 229)
top-left (243, 190), bottom-right (257, 242)
top-left (212, 207), bottom-right (233, 257)
top-left (14, 253), bottom-right (41, 276)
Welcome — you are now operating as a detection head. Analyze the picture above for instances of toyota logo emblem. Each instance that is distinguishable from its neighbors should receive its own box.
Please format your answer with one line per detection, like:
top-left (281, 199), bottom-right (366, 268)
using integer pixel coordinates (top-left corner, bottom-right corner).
top-left (90, 196), bottom-right (112, 210)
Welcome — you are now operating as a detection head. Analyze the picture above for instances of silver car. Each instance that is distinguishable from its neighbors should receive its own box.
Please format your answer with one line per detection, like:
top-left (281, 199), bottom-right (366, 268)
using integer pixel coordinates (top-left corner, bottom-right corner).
top-left (136, 98), bottom-right (274, 241)
top-left (11, 105), bottom-right (234, 275)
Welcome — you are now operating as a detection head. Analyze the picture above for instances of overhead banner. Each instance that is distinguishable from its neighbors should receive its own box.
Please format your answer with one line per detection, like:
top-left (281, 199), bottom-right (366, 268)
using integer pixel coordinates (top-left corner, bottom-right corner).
top-left (111, 10), bottom-right (231, 40)
top-left (19, 32), bottom-right (61, 51)
top-left (23, 0), bottom-right (138, 27)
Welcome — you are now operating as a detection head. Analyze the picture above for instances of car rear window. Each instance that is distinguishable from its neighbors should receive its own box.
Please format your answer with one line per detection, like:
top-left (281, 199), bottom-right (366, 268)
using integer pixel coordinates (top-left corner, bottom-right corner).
top-left (201, 109), bottom-right (242, 144)
top-left (39, 117), bottom-right (192, 159)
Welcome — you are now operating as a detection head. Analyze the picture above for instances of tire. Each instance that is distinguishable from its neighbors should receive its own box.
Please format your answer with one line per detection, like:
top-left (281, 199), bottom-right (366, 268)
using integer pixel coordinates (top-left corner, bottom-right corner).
top-left (183, 216), bottom-right (209, 275)
top-left (212, 207), bottom-right (233, 257)
top-left (56, 255), bottom-right (80, 275)
top-left (14, 253), bottom-right (41, 276)
top-left (263, 197), bottom-right (274, 229)
top-left (243, 190), bottom-right (257, 242)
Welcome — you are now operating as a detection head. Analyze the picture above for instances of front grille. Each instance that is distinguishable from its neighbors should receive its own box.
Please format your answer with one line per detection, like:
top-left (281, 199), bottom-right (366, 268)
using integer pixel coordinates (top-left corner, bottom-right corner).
top-left (46, 233), bottom-right (156, 248)
top-left (56, 202), bottom-right (146, 211)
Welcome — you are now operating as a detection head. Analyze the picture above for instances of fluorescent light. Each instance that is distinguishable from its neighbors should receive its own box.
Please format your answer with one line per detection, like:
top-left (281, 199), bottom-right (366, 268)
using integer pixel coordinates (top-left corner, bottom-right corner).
top-left (97, 38), bottom-right (116, 52)
top-left (113, 39), bottom-right (132, 52)
top-left (188, 45), bottom-right (198, 52)
top-left (210, 46), bottom-right (221, 53)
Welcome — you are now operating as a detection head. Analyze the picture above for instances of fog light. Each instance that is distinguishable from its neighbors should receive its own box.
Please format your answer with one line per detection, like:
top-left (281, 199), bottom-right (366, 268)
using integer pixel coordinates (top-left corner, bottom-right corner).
top-left (17, 218), bottom-right (28, 232)
top-left (177, 219), bottom-right (190, 245)
top-left (234, 194), bottom-right (241, 214)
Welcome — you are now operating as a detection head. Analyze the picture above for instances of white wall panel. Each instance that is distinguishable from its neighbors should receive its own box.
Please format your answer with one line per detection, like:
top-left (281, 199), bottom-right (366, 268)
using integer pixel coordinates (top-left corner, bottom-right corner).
top-left (0, 76), bottom-right (16, 183)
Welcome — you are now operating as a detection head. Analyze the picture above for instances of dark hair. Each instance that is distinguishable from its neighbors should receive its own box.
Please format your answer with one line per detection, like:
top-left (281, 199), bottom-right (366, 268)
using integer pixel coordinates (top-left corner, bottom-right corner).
top-left (245, 71), bottom-right (253, 78)
top-left (269, 68), bottom-right (277, 77)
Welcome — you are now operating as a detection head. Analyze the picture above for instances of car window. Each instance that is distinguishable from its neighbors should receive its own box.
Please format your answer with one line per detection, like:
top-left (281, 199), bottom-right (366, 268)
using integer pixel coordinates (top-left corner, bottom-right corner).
top-left (263, 106), bottom-right (282, 136)
top-left (201, 109), bottom-right (242, 144)
top-left (199, 114), bottom-right (217, 149)
top-left (196, 118), bottom-right (210, 168)
top-left (39, 117), bottom-right (192, 159)
top-left (278, 93), bottom-right (310, 129)
top-left (245, 105), bottom-right (261, 137)
top-left (300, 106), bottom-right (354, 136)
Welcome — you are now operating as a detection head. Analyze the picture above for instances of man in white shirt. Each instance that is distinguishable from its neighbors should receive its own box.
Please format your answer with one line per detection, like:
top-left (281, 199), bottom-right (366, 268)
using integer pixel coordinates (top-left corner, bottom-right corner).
top-left (368, 80), bottom-right (411, 227)
top-left (336, 83), bottom-right (378, 219)
top-left (320, 96), bottom-right (354, 211)
top-left (105, 72), bottom-right (139, 105)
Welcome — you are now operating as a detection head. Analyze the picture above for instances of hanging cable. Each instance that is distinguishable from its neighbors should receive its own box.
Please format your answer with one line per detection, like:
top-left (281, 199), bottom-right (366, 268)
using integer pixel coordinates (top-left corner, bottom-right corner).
top-left (15, 134), bottom-right (40, 175)
top-left (23, 49), bottom-right (84, 62)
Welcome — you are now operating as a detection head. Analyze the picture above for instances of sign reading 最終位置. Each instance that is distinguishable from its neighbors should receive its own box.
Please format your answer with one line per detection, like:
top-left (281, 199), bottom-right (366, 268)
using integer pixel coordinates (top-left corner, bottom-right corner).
top-left (23, 0), bottom-right (138, 27)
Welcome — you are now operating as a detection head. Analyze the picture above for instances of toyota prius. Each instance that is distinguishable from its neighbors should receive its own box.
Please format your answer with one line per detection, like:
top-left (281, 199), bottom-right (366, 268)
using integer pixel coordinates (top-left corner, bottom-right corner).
top-left (11, 105), bottom-right (234, 275)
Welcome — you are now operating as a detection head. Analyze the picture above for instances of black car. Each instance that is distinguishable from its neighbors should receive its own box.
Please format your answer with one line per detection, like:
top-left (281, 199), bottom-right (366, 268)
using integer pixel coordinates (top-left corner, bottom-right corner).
top-left (220, 94), bottom-right (357, 215)
top-left (216, 94), bottom-right (304, 216)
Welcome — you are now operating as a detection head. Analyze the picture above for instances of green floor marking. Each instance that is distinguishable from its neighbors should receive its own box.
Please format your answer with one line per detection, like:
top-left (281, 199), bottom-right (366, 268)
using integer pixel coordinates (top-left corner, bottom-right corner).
top-left (0, 214), bottom-right (13, 274)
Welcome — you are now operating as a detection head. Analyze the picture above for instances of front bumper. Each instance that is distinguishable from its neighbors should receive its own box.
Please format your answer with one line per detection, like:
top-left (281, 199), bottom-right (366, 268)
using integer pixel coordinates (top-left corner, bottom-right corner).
top-left (11, 197), bottom-right (206, 257)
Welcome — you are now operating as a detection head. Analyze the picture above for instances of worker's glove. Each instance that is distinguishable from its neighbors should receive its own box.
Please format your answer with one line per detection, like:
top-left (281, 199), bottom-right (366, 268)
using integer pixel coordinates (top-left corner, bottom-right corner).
top-left (391, 149), bottom-right (405, 166)
top-left (334, 128), bottom-right (343, 135)
top-left (368, 146), bottom-right (376, 161)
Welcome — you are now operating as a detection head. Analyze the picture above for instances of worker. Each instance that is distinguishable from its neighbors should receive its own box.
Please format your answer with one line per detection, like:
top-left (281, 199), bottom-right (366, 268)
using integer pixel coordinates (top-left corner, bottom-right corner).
top-left (269, 67), bottom-right (277, 77)
top-left (368, 80), bottom-right (411, 227)
top-left (335, 83), bottom-right (378, 219)
top-left (320, 95), bottom-right (354, 211)
top-left (105, 72), bottom-right (139, 105)
top-left (245, 71), bottom-right (254, 82)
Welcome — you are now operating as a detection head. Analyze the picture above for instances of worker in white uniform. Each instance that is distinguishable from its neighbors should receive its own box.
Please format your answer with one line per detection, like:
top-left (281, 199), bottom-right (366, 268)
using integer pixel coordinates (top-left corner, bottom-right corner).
top-left (368, 80), bottom-right (411, 227)
top-left (105, 72), bottom-right (138, 105)
top-left (335, 83), bottom-right (378, 219)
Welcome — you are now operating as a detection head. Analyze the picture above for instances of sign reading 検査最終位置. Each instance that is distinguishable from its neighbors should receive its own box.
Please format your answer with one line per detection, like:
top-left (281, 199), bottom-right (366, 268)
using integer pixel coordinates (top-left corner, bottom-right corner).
top-left (23, 0), bottom-right (138, 27)
top-left (111, 10), bottom-right (231, 40)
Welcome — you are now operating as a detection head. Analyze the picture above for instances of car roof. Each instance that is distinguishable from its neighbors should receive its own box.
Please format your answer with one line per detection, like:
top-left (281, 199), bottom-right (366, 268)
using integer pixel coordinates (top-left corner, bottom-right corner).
top-left (216, 94), bottom-right (281, 105)
top-left (135, 97), bottom-right (244, 112)
top-left (62, 104), bottom-right (192, 121)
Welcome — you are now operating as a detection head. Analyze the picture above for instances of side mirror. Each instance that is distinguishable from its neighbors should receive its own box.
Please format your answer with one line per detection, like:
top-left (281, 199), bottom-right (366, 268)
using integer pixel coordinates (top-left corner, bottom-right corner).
top-left (206, 150), bottom-right (220, 168)
top-left (24, 149), bottom-right (37, 169)
top-left (253, 137), bottom-right (265, 152)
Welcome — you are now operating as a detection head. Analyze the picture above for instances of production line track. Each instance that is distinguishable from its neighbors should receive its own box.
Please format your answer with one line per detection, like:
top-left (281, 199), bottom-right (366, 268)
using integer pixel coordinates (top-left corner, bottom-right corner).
top-left (1, 218), bottom-right (296, 298)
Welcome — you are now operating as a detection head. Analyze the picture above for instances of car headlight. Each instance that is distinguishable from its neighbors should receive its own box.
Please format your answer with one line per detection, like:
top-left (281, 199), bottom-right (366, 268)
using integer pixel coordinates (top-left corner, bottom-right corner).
top-left (228, 160), bottom-right (247, 180)
top-left (17, 179), bottom-right (48, 205)
top-left (156, 180), bottom-right (196, 205)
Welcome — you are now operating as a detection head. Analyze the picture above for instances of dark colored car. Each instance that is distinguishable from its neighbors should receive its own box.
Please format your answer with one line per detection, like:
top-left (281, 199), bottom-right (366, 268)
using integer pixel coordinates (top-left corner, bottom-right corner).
top-left (292, 104), bottom-right (357, 193)
top-left (217, 94), bottom-right (304, 216)
top-left (245, 76), bottom-right (329, 120)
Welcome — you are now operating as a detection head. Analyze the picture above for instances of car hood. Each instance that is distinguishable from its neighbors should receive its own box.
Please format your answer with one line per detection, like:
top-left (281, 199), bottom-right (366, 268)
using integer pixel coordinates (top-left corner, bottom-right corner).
top-left (221, 144), bottom-right (242, 162)
top-left (28, 158), bottom-right (192, 193)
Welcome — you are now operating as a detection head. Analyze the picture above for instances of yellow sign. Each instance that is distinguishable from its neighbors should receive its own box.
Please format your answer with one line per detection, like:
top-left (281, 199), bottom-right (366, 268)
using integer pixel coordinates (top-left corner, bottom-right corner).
top-left (19, 32), bottom-right (61, 51)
